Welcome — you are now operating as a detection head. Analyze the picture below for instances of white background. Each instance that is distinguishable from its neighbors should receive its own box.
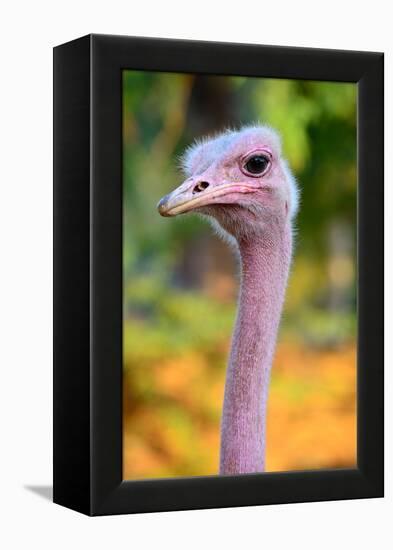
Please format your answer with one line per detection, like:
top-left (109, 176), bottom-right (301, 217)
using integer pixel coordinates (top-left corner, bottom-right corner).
top-left (0, 1), bottom-right (391, 548)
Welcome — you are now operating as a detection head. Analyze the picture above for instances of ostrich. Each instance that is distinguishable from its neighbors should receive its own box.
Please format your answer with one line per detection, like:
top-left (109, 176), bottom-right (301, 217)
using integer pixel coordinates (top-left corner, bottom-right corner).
top-left (157, 126), bottom-right (299, 475)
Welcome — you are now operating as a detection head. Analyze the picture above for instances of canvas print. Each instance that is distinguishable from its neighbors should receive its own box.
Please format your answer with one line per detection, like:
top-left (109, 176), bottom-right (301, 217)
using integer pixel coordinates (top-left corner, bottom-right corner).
top-left (123, 71), bottom-right (357, 479)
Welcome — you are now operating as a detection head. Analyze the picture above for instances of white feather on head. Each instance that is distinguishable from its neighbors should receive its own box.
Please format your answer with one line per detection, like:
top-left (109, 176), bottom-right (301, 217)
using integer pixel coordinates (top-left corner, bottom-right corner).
top-left (179, 125), bottom-right (299, 220)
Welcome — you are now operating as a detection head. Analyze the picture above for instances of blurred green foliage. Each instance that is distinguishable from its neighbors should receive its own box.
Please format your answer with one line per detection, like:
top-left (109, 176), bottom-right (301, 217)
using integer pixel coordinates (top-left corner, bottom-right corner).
top-left (123, 72), bottom-right (356, 267)
top-left (122, 71), bottom-right (357, 478)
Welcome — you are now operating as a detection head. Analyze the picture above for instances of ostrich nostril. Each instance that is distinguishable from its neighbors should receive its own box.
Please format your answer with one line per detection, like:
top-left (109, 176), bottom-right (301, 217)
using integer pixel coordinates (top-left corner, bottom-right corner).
top-left (193, 181), bottom-right (210, 194)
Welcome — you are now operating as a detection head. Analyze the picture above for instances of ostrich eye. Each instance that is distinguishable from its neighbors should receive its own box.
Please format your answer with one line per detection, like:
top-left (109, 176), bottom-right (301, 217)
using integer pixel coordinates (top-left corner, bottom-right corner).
top-left (244, 155), bottom-right (270, 176)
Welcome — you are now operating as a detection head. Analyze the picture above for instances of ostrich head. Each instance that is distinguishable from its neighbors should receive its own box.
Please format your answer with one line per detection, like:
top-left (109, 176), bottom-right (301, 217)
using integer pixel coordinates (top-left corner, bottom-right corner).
top-left (157, 126), bottom-right (298, 242)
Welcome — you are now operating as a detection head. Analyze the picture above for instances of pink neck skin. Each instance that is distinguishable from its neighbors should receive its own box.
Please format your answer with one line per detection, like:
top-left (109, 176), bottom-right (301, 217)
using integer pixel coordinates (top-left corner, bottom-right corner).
top-left (219, 222), bottom-right (292, 475)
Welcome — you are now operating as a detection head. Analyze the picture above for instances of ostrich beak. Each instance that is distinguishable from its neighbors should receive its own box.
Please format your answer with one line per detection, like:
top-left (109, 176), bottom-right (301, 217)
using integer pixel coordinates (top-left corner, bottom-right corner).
top-left (157, 178), bottom-right (256, 217)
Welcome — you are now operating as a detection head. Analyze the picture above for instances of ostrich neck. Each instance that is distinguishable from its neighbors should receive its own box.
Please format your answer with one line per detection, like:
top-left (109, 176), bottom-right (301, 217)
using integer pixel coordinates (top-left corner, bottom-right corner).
top-left (220, 223), bottom-right (292, 474)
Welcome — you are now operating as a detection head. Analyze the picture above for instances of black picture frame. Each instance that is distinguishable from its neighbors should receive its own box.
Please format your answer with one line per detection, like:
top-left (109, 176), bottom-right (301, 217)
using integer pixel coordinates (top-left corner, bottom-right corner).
top-left (53, 34), bottom-right (384, 516)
